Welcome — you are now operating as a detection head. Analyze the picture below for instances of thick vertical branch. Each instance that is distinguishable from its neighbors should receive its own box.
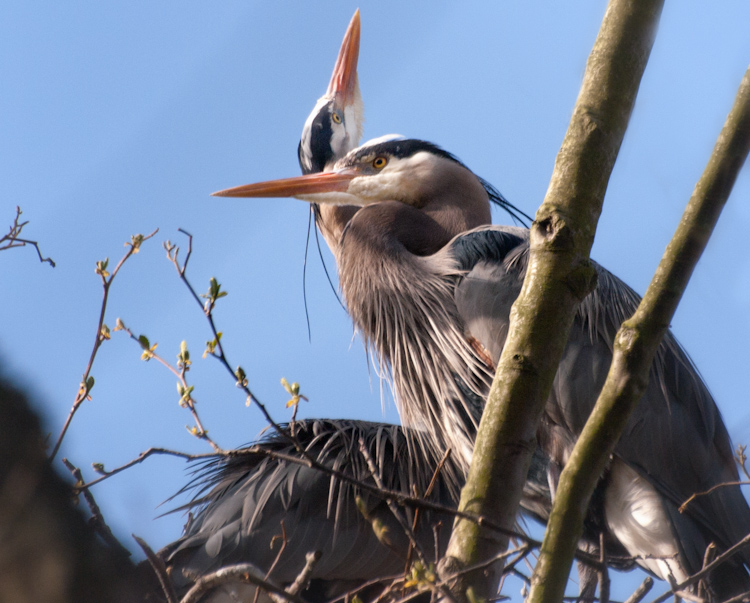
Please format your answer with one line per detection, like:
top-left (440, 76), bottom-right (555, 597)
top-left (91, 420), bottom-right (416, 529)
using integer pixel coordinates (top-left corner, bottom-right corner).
top-left (440, 1), bottom-right (664, 599)
top-left (527, 63), bottom-right (750, 602)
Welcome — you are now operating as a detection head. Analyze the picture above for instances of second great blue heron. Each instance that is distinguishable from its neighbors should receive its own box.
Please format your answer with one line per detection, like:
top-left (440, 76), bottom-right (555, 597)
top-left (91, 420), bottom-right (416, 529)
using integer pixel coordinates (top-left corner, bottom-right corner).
top-left (161, 420), bottom-right (466, 602)
top-left (215, 137), bottom-right (750, 598)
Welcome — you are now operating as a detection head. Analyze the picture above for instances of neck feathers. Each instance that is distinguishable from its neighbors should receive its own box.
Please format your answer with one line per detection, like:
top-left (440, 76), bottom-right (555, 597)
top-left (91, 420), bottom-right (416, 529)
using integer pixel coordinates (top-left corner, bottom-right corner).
top-left (337, 205), bottom-right (494, 473)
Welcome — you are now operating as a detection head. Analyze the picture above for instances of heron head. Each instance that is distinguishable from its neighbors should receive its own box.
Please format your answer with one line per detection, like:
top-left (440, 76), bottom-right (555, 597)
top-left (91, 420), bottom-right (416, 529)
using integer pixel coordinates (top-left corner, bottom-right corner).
top-left (215, 138), bottom-right (491, 222)
top-left (298, 10), bottom-right (364, 175)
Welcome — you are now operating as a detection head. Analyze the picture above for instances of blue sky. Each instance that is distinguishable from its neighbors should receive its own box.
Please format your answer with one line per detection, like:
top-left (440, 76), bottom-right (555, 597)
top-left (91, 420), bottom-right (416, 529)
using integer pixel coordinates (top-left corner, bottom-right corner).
top-left (1, 2), bottom-right (749, 597)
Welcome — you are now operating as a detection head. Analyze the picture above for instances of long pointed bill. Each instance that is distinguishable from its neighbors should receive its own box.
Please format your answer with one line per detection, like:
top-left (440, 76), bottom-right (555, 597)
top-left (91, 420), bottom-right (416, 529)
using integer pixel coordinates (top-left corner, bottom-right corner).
top-left (326, 9), bottom-right (360, 107)
top-left (212, 170), bottom-right (357, 200)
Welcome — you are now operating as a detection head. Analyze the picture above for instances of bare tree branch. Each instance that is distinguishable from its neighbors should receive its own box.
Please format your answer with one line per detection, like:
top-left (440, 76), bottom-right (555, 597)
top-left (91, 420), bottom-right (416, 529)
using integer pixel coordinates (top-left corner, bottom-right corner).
top-left (60, 458), bottom-right (132, 559)
top-left (286, 551), bottom-right (322, 596)
top-left (164, 230), bottom-right (309, 457)
top-left (115, 321), bottom-right (222, 452)
top-left (442, 1), bottom-right (664, 600)
top-left (530, 61), bottom-right (750, 600)
top-left (50, 229), bottom-right (159, 461)
top-left (0, 206), bottom-right (55, 267)
top-left (648, 534), bottom-right (750, 603)
top-left (133, 534), bottom-right (179, 603)
top-left (74, 442), bottom-right (546, 553)
top-left (679, 480), bottom-right (750, 513)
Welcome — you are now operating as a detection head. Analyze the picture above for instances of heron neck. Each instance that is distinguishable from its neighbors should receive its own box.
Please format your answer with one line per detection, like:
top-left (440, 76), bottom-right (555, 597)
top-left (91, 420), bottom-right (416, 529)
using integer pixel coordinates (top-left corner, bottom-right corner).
top-left (336, 200), bottom-right (493, 473)
top-left (340, 201), bottom-right (457, 259)
top-left (315, 204), bottom-right (359, 255)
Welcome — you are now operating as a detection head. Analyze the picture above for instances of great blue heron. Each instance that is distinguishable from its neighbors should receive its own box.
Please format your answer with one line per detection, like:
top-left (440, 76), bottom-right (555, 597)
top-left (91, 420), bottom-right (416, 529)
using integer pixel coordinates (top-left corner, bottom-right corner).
top-left (160, 14), bottom-right (537, 601)
top-left (173, 10), bottom-right (622, 599)
top-left (214, 136), bottom-right (750, 598)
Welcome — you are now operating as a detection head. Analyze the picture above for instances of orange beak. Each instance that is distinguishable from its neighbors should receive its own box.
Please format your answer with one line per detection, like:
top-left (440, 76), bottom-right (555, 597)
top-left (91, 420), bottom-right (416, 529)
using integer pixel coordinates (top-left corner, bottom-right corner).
top-left (326, 9), bottom-right (360, 107)
top-left (212, 169), bottom-right (358, 199)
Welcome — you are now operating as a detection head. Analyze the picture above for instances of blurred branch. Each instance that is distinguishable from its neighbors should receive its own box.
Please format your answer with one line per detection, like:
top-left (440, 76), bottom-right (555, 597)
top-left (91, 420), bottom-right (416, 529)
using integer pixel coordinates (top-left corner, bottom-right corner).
top-left (286, 551), bottom-right (322, 597)
top-left (624, 578), bottom-right (654, 603)
top-left (50, 229), bottom-right (158, 461)
top-left (61, 457), bottom-right (132, 559)
top-left (326, 573), bottom-right (413, 603)
top-left (179, 563), bottom-right (306, 603)
top-left (0, 206), bottom-right (55, 267)
top-left (134, 534), bottom-right (179, 603)
top-left (405, 449), bottom-right (452, 573)
top-left (531, 61), bottom-right (750, 600)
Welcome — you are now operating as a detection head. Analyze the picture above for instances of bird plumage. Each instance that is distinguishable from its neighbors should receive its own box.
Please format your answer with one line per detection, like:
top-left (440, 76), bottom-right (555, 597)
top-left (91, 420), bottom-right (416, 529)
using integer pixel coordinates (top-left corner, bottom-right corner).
top-left (163, 15), bottom-right (510, 601)
top-left (162, 420), bottom-right (465, 602)
top-left (453, 224), bottom-right (750, 589)
top-left (217, 137), bottom-right (750, 597)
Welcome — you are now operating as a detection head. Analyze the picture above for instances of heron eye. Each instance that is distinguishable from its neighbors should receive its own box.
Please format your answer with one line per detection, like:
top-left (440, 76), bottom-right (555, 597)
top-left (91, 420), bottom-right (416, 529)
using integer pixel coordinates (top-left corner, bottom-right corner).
top-left (332, 112), bottom-right (342, 124)
top-left (373, 156), bottom-right (388, 169)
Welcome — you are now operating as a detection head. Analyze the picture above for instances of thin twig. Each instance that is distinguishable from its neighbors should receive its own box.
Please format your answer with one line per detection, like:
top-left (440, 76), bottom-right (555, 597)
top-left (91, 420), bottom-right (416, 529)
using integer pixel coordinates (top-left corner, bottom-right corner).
top-left (0, 206), bottom-right (55, 266)
top-left (326, 572), bottom-right (410, 603)
top-left (697, 544), bottom-right (717, 601)
top-left (164, 230), bottom-right (307, 456)
top-left (648, 533), bottom-right (750, 603)
top-left (433, 522), bottom-right (443, 565)
top-left (679, 480), bottom-right (750, 513)
top-left (265, 521), bottom-right (288, 583)
top-left (358, 438), bottom-right (427, 566)
top-left (736, 445), bottom-right (750, 481)
top-left (116, 321), bottom-right (221, 452)
top-left (76, 447), bottom-right (208, 490)
top-left (133, 534), bottom-right (179, 603)
top-left (50, 229), bottom-right (159, 461)
top-left (599, 532), bottom-right (610, 603)
top-left (4, 238), bottom-right (56, 266)
top-left (450, 544), bottom-right (533, 583)
top-left (61, 458), bottom-right (132, 559)
top-left (406, 449), bottom-right (452, 573)
top-left (179, 563), bottom-right (306, 603)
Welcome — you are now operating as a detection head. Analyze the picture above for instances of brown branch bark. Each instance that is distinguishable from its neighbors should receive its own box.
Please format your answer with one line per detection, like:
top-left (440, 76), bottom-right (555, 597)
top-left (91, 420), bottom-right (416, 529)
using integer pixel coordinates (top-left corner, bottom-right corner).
top-left (528, 62), bottom-right (750, 601)
top-left (440, 1), bottom-right (664, 600)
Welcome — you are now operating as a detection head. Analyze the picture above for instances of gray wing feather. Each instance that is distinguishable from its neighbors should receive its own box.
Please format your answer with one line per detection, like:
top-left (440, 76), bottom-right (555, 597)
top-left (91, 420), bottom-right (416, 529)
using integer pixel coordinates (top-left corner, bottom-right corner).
top-left (161, 419), bottom-right (459, 595)
top-left (453, 225), bottom-right (750, 575)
